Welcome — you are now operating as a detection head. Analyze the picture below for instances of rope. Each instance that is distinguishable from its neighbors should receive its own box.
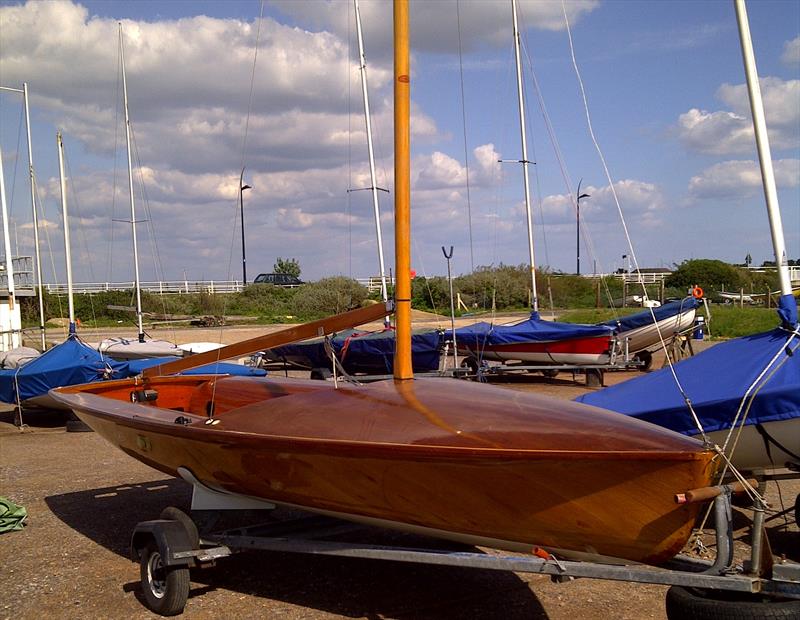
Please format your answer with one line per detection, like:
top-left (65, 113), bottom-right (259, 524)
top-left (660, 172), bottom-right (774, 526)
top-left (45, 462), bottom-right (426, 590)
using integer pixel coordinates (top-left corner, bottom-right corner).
top-left (208, 1), bottom-right (266, 410)
top-left (561, 2), bottom-right (708, 439)
top-left (721, 327), bottom-right (800, 463)
top-left (456, 0), bottom-right (475, 273)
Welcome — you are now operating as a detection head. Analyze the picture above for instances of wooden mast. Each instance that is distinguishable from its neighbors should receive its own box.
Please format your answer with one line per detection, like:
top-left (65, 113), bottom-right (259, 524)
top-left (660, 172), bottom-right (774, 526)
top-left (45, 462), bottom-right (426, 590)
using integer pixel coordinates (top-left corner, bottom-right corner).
top-left (393, 0), bottom-right (413, 381)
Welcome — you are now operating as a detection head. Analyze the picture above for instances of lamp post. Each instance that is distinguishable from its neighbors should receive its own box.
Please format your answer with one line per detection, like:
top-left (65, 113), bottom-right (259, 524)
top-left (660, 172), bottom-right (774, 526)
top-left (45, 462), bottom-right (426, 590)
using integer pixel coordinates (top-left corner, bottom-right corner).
top-left (239, 167), bottom-right (252, 286)
top-left (576, 179), bottom-right (590, 275)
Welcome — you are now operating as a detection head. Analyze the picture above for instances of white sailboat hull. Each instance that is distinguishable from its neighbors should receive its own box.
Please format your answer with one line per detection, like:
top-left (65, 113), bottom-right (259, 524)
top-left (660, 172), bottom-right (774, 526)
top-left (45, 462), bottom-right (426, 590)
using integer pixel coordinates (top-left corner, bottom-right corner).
top-left (96, 337), bottom-right (185, 360)
top-left (618, 307), bottom-right (697, 353)
top-left (698, 418), bottom-right (800, 472)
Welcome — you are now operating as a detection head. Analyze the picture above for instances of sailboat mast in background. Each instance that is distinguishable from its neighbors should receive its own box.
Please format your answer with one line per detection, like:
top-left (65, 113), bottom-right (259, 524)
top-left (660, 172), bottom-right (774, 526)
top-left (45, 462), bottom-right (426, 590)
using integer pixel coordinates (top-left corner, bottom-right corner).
top-left (119, 24), bottom-right (145, 343)
top-left (56, 132), bottom-right (76, 332)
top-left (354, 0), bottom-right (390, 325)
top-left (511, 0), bottom-right (538, 314)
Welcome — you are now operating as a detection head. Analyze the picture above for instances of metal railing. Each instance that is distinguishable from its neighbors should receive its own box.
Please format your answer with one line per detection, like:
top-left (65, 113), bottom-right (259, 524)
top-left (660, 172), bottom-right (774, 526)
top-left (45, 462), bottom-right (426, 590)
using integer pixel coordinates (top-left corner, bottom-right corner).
top-left (0, 256), bottom-right (36, 296)
top-left (38, 276), bottom-right (394, 296)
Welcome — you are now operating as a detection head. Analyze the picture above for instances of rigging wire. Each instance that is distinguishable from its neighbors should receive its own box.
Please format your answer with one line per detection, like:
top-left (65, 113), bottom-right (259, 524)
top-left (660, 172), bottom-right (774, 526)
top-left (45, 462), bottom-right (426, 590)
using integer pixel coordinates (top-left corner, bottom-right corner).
top-left (518, 27), bottom-right (618, 314)
top-left (347, 4), bottom-right (353, 279)
top-left (6, 104), bottom-right (24, 228)
top-left (560, 2), bottom-right (709, 441)
top-left (455, 0), bottom-right (475, 273)
top-left (107, 51), bottom-right (122, 284)
top-left (207, 1), bottom-right (267, 405)
top-left (30, 170), bottom-right (65, 336)
top-left (62, 150), bottom-right (100, 328)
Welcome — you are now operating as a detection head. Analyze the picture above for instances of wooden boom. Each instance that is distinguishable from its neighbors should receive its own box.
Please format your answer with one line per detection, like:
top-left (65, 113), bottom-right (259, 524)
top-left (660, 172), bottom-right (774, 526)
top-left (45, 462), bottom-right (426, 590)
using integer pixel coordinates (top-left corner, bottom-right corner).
top-left (142, 301), bottom-right (393, 378)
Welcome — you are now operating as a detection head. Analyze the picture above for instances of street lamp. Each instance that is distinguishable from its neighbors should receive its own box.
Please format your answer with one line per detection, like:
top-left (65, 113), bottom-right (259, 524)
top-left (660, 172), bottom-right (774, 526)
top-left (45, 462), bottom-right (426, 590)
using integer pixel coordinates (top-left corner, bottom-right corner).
top-left (239, 167), bottom-right (252, 286)
top-left (576, 179), bottom-right (590, 275)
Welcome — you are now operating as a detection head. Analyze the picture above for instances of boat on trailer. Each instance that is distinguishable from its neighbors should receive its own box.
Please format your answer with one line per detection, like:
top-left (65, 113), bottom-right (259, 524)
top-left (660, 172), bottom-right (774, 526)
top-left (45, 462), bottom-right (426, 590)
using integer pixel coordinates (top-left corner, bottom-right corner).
top-left (454, 313), bottom-right (617, 366)
top-left (603, 296), bottom-right (700, 355)
top-left (51, 0), bottom-right (718, 576)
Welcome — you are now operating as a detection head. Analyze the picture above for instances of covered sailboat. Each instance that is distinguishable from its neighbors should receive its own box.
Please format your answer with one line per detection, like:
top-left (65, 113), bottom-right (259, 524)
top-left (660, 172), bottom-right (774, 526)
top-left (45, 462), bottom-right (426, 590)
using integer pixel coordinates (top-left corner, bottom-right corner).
top-left (264, 327), bottom-right (444, 375)
top-left (50, 0), bottom-right (717, 567)
top-left (579, 0), bottom-right (799, 475)
top-left (0, 335), bottom-right (267, 411)
top-left (576, 296), bottom-right (800, 472)
top-left (454, 312), bottom-right (616, 365)
top-left (0, 336), bottom-right (127, 409)
top-left (602, 296), bottom-right (700, 354)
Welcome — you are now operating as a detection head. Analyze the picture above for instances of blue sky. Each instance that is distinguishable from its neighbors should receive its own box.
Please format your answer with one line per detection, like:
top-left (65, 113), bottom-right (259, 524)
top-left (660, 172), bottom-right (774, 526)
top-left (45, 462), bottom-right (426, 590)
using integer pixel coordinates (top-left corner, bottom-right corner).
top-left (1, 0), bottom-right (798, 285)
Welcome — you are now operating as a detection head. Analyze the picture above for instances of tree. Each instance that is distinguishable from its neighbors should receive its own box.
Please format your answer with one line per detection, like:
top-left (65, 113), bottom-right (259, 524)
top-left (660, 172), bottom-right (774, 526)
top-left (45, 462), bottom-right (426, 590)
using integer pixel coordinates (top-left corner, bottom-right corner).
top-left (274, 257), bottom-right (301, 278)
top-left (666, 259), bottom-right (745, 291)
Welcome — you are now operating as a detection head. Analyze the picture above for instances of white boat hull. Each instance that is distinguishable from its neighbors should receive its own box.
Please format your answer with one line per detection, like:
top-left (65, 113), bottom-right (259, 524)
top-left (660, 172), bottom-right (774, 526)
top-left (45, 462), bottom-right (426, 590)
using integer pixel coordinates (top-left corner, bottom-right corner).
top-left (96, 338), bottom-right (184, 360)
top-left (617, 308), bottom-right (697, 353)
top-left (697, 417), bottom-right (800, 472)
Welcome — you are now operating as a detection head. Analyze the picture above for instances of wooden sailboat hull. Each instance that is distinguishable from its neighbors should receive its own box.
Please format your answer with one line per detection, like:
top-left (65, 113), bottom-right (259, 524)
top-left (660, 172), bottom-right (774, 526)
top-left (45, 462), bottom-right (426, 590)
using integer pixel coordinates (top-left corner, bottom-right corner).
top-left (51, 375), bottom-right (716, 565)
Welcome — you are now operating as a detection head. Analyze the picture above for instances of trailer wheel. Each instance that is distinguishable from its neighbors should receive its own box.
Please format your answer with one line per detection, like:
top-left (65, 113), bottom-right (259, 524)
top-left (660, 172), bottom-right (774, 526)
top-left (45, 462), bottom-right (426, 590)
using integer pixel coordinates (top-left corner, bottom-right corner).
top-left (139, 541), bottom-right (190, 616)
top-left (665, 586), bottom-right (800, 620)
top-left (634, 350), bottom-right (653, 371)
top-left (310, 367), bottom-right (332, 381)
top-left (160, 506), bottom-right (199, 549)
top-left (541, 369), bottom-right (559, 379)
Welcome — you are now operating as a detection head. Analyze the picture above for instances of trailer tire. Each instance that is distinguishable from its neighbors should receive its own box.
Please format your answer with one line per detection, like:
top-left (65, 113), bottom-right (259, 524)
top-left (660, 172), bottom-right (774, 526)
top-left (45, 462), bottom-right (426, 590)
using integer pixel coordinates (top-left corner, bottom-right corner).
top-left (160, 506), bottom-right (199, 549)
top-left (665, 586), bottom-right (800, 620)
top-left (139, 541), bottom-right (190, 616)
top-left (310, 367), bottom-right (332, 381)
top-left (634, 350), bottom-right (653, 371)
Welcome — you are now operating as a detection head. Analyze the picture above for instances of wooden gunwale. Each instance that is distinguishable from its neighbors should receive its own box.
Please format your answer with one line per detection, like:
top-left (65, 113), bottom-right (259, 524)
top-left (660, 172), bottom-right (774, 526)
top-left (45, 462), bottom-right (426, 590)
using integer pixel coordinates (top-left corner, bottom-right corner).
top-left (55, 392), bottom-right (713, 463)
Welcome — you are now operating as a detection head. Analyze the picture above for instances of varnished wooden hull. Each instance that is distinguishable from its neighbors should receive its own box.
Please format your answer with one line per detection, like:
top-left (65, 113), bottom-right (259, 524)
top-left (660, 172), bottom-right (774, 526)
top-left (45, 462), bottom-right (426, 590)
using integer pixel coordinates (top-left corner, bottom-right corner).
top-left (51, 375), bottom-right (717, 565)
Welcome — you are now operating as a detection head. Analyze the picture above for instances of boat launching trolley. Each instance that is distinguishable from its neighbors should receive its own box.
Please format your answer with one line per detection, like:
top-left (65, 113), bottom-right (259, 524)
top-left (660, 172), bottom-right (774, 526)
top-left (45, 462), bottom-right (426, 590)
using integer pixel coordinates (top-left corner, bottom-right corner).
top-left (130, 475), bottom-right (799, 617)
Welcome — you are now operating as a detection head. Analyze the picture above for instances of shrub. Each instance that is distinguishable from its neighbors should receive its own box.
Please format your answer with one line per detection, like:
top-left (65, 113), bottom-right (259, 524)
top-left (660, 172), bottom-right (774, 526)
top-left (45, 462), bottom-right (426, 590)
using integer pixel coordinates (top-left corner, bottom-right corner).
top-left (290, 277), bottom-right (368, 319)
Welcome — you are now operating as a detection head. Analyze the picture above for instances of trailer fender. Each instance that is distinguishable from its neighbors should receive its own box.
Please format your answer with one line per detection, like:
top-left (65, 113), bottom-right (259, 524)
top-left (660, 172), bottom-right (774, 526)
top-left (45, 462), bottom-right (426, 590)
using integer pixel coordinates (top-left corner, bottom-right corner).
top-left (130, 519), bottom-right (195, 567)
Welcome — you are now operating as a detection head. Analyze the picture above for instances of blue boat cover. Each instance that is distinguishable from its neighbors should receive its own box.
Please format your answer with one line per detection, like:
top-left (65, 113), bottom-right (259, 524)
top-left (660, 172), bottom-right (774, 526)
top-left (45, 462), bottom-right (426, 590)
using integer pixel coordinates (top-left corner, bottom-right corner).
top-left (601, 297), bottom-right (699, 332)
top-left (269, 328), bottom-right (443, 374)
top-left (454, 312), bottom-right (614, 346)
top-left (0, 337), bottom-right (267, 406)
top-left (125, 357), bottom-right (267, 377)
top-left (0, 336), bottom-right (129, 404)
top-left (575, 325), bottom-right (800, 436)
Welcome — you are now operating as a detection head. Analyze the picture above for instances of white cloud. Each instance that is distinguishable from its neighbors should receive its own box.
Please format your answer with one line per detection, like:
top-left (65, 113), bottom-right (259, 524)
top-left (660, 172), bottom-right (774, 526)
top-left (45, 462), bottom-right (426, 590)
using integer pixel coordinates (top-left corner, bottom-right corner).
top-left (676, 78), bottom-right (800, 155)
top-left (782, 36), bottom-right (800, 66)
top-left (546, 180), bottom-right (664, 221)
top-left (688, 159), bottom-right (800, 199)
top-left (0, 0), bottom-right (418, 176)
top-left (272, 0), bottom-right (600, 57)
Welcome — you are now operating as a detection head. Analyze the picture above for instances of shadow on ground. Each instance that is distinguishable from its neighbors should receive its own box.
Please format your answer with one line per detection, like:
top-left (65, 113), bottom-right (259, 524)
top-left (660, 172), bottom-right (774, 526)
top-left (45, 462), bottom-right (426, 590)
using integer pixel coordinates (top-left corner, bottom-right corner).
top-left (46, 480), bottom-right (549, 619)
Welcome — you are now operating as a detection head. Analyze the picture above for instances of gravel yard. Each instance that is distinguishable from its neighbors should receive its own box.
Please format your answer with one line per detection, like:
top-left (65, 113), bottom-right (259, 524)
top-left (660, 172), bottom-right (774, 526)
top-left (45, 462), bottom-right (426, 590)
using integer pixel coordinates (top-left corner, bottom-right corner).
top-left (1, 325), bottom-right (797, 619)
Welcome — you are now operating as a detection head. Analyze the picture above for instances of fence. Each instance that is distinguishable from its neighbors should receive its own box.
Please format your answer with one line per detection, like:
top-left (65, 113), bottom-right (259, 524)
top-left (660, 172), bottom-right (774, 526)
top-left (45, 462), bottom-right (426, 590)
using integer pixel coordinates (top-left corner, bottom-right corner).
top-left (38, 276), bottom-right (393, 296)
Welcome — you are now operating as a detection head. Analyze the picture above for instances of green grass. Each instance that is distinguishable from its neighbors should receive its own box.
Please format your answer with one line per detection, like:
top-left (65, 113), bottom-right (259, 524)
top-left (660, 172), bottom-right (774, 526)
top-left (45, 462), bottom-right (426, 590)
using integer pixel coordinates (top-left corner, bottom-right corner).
top-left (560, 304), bottom-right (781, 339)
top-left (704, 306), bottom-right (781, 338)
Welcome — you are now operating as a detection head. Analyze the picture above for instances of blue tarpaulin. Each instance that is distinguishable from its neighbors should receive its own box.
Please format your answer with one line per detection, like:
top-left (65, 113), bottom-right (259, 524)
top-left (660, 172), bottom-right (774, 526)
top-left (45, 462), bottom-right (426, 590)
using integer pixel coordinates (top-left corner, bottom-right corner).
top-left (125, 357), bottom-right (267, 377)
top-left (600, 297), bottom-right (700, 332)
top-left (576, 324), bottom-right (800, 436)
top-left (0, 337), bottom-right (267, 406)
top-left (0, 336), bottom-right (129, 404)
top-left (453, 312), bottom-right (613, 346)
top-left (269, 328), bottom-right (443, 374)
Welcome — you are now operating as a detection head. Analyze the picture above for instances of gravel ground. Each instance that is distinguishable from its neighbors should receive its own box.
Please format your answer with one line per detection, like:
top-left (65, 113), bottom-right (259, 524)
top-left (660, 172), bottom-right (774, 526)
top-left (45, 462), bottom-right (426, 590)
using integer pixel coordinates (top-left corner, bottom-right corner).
top-left (0, 325), bottom-right (797, 619)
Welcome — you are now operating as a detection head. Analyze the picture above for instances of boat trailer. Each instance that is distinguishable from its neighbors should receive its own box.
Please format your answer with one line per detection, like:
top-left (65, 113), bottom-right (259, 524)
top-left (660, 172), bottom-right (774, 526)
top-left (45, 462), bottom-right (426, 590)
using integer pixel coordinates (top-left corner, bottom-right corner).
top-left (130, 474), bottom-right (799, 617)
